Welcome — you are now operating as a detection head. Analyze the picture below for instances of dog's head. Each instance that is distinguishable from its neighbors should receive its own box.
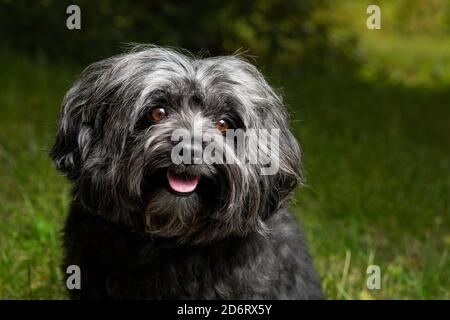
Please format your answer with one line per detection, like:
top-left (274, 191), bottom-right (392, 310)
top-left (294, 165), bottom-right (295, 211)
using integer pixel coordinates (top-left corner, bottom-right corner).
top-left (51, 46), bottom-right (301, 243)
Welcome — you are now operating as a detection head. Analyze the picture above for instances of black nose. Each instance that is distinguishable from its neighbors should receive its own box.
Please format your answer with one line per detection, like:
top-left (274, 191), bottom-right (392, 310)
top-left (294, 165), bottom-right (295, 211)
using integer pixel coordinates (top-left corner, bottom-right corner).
top-left (179, 143), bottom-right (203, 164)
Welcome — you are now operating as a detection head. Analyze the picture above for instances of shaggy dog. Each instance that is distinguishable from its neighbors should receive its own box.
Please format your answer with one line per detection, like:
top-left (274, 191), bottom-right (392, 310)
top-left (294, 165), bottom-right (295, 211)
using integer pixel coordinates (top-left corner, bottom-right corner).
top-left (50, 46), bottom-right (323, 299)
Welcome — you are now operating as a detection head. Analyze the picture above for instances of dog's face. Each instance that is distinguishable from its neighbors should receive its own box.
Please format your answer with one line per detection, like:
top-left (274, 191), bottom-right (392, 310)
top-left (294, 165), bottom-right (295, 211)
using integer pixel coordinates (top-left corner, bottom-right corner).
top-left (51, 47), bottom-right (301, 243)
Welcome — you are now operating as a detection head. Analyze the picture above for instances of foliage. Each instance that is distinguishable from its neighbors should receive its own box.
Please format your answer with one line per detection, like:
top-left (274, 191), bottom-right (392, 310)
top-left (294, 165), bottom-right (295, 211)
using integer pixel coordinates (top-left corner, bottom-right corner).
top-left (0, 0), bottom-right (356, 71)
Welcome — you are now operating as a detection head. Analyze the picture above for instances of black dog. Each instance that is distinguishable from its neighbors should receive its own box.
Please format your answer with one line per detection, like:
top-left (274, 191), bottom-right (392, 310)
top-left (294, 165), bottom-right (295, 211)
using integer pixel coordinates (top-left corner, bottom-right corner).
top-left (51, 46), bottom-right (323, 299)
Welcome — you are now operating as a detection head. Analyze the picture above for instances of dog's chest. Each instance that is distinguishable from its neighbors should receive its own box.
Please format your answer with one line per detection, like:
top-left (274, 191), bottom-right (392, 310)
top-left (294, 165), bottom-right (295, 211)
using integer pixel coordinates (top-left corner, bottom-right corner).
top-left (100, 237), bottom-right (272, 299)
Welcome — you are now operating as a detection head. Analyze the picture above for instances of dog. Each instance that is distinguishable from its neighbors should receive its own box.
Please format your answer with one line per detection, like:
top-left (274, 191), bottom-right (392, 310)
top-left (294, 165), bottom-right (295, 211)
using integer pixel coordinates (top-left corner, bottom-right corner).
top-left (50, 46), bottom-right (323, 299)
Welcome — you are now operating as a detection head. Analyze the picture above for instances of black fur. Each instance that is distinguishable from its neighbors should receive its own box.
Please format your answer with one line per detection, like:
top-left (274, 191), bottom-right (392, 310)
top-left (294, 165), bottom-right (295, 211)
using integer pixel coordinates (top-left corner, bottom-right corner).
top-left (51, 46), bottom-right (323, 299)
top-left (63, 201), bottom-right (322, 299)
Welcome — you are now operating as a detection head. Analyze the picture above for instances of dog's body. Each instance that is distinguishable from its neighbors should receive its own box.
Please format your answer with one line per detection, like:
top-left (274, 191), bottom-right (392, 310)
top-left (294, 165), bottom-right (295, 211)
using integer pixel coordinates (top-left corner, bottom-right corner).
top-left (52, 46), bottom-right (323, 299)
top-left (64, 201), bottom-right (322, 299)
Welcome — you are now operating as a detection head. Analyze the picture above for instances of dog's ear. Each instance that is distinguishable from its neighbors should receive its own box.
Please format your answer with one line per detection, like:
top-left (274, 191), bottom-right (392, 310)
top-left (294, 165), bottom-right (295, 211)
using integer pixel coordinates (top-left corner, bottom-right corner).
top-left (243, 66), bottom-right (302, 217)
top-left (273, 120), bottom-right (302, 204)
top-left (50, 63), bottom-right (103, 180)
top-left (50, 84), bottom-right (86, 180)
top-left (226, 57), bottom-right (302, 217)
top-left (263, 112), bottom-right (302, 217)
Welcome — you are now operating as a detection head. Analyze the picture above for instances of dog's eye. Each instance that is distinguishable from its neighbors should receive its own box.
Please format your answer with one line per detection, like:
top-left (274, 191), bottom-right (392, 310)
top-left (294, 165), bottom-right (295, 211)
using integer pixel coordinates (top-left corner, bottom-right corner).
top-left (215, 118), bottom-right (230, 134)
top-left (149, 107), bottom-right (167, 123)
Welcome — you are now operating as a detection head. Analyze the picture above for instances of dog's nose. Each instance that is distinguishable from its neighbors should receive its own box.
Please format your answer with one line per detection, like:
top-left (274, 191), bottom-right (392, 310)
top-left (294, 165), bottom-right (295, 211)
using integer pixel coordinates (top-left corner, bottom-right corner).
top-left (179, 144), bottom-right (203, 164)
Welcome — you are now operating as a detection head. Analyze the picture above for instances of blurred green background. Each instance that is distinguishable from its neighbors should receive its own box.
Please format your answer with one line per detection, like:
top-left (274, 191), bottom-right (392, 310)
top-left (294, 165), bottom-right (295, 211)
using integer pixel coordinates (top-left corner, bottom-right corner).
top-left (0, 0), bottom-right (449, 299)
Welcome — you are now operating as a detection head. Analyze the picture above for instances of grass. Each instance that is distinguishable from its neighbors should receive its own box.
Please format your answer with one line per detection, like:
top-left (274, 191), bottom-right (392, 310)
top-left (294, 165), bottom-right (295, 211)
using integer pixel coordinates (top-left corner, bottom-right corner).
top-left (0, 55), bottom-right (74, 299)
top-left (0, 26), bottom-right (449, 299)
top-left (288, 74), bottom-right (450, 299)
top-left (299, 0), bottom-right (450, 298)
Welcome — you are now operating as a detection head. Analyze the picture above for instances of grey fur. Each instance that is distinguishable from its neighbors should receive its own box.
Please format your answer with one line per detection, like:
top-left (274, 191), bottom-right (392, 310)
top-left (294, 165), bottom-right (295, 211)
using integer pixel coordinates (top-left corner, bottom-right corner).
top-left (51, 45), bottom-right (323, 299)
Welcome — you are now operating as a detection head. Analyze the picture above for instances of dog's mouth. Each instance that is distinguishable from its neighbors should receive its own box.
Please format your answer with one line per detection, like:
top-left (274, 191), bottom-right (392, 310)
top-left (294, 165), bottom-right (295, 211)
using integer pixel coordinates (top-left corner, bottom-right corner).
top-left (166, 169), bottom-right (200, 195)
top-left (143, 165), bottom-right (217, 200)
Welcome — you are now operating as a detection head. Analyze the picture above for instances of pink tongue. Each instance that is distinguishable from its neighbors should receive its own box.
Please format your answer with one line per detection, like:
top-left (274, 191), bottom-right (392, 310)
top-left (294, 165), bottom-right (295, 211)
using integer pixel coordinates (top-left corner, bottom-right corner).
top-left (167, 170), bottom-right (199, 193)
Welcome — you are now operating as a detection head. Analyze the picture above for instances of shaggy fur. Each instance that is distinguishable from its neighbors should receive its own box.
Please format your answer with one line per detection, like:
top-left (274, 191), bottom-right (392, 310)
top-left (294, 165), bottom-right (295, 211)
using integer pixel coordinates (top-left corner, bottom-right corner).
top-left (51, 46), bottom-right (323, 299)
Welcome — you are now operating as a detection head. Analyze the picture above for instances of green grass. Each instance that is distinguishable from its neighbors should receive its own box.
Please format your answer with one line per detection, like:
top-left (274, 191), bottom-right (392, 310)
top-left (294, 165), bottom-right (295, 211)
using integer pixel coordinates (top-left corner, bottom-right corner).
top-left (288, 75), bottom-right (450, 299)
top-left (1, 31), bottom-right (449, 298)
top-left (0, 55), bottom-right (74, 299)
